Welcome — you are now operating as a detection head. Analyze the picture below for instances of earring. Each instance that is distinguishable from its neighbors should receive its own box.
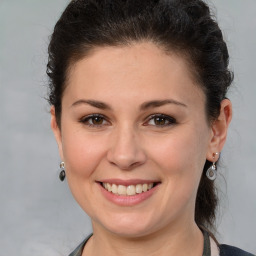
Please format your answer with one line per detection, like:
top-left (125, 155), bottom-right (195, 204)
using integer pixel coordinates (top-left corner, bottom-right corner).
top-left (59, 161), bottom-right (66, 181)
top-left (206, 163), bottom-right (217, 180)
top-left (206, 153), bottom-right (219, 181)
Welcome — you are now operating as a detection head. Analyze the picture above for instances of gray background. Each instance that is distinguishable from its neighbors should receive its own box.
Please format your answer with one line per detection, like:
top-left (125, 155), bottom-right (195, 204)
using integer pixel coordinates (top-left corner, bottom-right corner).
top-left (0, 0), bottom-right (255, 255)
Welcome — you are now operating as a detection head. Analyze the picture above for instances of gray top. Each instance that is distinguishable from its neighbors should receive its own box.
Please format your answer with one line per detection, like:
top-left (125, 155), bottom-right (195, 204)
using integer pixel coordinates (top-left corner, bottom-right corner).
top-left (68, 231), bottom-right (212, 256)
top-left (68, 231), bottom-right (254, 256)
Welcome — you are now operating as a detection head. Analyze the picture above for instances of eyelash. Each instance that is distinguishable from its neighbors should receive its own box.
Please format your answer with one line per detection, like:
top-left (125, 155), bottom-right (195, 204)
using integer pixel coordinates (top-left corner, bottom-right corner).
top-left (144, 114), bottom-right (177, 127)
top-left (79, 114), bottom-right (176, 128)
top-left (80, 114), bottom-right (109, 127)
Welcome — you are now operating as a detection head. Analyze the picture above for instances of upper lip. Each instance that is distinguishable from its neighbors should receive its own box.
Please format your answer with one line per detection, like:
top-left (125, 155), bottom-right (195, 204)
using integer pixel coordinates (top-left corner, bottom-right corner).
top-left (98, 179), bottom-right (160, 186)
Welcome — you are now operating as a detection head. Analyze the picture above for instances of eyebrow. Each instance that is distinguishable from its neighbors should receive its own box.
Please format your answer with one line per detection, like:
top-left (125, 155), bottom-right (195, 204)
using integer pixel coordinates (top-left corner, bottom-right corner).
top-left (71, 99), bottom-right (187, 110)
top-left (71, 99), bottom-right (112, 110)
top-left (140, 99), bottom-right (187, 110)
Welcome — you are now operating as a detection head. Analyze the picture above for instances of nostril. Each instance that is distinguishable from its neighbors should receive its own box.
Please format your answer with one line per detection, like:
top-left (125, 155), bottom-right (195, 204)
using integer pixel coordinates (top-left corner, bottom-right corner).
top-left (109, 160), bottom-right (142, 171)
top-left (106, 139), bottom-right (147, 170)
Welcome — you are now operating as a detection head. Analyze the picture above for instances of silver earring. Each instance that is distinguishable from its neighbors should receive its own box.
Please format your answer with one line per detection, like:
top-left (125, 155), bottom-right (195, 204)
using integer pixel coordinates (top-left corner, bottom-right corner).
top-left (206, 162), bottom-right (217, 180)
top-left (59, 161), bottom-right (66, 181)
top-left (206, 153), bottom-right (219, 181)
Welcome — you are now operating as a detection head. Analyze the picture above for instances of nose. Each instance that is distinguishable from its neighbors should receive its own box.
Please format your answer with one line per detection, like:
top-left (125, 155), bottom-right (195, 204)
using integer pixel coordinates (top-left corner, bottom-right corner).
top-left (107, 126), bottom-right (147, 170)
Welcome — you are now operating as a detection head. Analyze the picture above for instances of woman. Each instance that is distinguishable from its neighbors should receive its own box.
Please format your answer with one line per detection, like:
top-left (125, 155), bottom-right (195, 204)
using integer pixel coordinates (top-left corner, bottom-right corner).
top-left (47, 0), bottom-right (253, 255)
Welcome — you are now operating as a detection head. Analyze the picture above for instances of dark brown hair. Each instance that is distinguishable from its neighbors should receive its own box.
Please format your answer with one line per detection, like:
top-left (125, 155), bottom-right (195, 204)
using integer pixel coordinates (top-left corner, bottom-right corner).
top-left (47, 0), bottom-right (233, 229)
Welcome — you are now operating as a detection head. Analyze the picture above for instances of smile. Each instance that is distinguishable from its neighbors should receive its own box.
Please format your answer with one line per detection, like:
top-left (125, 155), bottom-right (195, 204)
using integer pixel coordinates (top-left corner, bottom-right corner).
top-left (102, 182), bottom-right (154, 196)
top-left (98, 180), bottom-right (160, 206)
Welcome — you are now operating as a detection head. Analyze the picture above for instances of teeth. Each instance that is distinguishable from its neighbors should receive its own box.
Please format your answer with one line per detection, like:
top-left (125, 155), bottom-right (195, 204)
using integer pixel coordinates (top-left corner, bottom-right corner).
top-left (127, 185), bottom-right (136, 196)
top-left (136, 184), bottom-right (143, 194)
top-left (117, 185), bottom-right (126, 195)
top-left (107, 183), bottom-right (112, 192)
top-left (142, 184), bottom-right (148, 192)
top-left (112, 184), bottom-right (118, 194)
top-left (148, 183), bottom-right (153, 189)
top-left (102, 182), bottom-right (154, 196)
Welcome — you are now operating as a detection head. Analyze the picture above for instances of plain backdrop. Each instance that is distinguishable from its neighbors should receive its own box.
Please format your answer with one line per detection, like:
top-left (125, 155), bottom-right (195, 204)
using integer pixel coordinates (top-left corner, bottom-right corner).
top-left (0, 0), bottom-right (256, 255)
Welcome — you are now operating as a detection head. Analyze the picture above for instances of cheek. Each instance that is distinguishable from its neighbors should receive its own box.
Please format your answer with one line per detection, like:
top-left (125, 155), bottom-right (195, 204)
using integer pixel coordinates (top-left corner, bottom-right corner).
top-left (146, 128), bottom-right (207, 176)
top-left (146, 129), bottom-right (209, 218)
top-left (61, 128), bottom-right (110, 215)
top-left (147, 126), bottom-right (209, 200)
top-left (61, 126), bottom-right (108, 182)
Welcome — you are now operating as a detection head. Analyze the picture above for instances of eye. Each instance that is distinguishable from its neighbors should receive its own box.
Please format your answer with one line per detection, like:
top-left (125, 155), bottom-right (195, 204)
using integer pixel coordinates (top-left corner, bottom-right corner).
top-left (80, 114), bottom-right (109, 127)
top-left (145, 114), bottom-right (176, 127)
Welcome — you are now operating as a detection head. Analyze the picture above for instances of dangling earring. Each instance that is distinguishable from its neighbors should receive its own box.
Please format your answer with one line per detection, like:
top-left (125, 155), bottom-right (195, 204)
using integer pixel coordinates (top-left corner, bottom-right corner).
top-left (206, 153), bottom-right (218, 181)
top-left (59, 161), bottom-right (66, 181)
top-left (206, 162), bottom-right (217, 180)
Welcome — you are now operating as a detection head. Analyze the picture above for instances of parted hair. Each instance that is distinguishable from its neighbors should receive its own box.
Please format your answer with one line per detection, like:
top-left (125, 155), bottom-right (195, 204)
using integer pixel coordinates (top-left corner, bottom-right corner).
top-left (47, 0), bottom-right (233, 230)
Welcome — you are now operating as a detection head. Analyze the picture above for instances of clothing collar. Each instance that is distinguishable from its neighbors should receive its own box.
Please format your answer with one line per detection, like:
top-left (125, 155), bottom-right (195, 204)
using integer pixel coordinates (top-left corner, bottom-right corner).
top-left (69, 231), bottom-right (211, 256)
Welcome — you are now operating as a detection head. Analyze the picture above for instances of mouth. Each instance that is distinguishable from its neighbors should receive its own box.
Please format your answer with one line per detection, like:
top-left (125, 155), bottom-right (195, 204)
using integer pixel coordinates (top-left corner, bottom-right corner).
top-left (100, 181), bottom-right (159, 196)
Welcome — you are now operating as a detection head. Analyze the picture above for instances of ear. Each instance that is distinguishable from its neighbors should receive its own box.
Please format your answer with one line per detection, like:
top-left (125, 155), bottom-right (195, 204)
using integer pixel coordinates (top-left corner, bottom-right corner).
top-left (50, 106), bottom-right (64, 160)
top-left (206, 99), bottom-right (232, 161)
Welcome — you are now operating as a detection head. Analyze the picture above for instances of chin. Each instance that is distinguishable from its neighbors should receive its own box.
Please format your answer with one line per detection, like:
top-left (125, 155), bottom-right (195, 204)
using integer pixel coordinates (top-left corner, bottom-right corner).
top-left (94, 212), bottom-right (160, 238)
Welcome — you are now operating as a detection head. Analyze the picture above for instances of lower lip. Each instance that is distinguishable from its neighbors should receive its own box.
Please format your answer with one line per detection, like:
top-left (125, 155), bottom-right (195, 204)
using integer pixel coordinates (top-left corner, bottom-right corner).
top-left (98, 183), bottom-right (159, 206)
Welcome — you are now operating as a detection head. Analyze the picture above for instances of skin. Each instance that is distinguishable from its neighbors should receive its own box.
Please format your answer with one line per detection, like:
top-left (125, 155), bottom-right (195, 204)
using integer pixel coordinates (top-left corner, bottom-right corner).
top-left (51, 42), bottom-right (232, 256)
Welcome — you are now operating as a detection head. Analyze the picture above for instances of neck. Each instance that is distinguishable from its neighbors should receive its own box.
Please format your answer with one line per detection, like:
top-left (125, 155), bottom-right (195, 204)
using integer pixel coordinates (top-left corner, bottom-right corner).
top-left (83, 221), bottom-right (204, 256)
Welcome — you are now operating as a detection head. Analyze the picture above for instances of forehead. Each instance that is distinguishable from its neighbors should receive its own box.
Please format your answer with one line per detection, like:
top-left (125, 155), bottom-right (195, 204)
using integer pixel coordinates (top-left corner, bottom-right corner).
top-left (64, 42), bottom-right (205, 107)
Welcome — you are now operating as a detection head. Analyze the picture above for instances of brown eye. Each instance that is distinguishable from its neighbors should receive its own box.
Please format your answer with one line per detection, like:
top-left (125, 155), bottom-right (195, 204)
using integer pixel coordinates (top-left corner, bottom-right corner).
top-left (80, 114), bottom-right (109, 127)
top-left (91, 116), bottom-right (104, 125)
top-left (154, 116), bottom-right (167, 126)
top-left (146, 114), bottom-right (176, 127)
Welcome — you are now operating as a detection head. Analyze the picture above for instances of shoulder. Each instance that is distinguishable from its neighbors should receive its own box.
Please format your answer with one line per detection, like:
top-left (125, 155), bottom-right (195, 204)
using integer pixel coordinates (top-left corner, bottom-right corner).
top-left (219, 244), bottom-right (255, 256)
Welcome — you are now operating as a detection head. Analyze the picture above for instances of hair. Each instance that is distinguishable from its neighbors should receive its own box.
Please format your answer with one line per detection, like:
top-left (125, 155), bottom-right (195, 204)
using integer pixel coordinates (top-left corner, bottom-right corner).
top-left (47, 0), bottom-right (233, 230)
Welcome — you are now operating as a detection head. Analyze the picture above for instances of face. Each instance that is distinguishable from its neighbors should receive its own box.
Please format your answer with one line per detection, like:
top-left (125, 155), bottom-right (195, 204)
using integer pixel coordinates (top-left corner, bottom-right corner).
top-left (52, 42), bottom-right (218, 238)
